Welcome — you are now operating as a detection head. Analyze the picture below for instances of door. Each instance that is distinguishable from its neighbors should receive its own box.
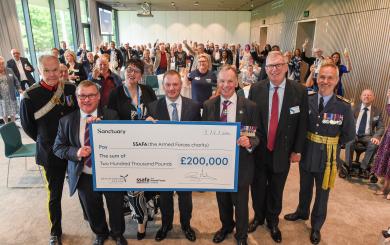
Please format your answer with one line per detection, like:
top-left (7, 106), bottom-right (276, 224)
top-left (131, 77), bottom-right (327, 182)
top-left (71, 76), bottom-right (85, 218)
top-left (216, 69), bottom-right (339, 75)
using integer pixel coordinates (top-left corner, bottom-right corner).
top-left (295, 20), bottom-right (316, 53)
top-left (259, 26), bottom-right (268, 49)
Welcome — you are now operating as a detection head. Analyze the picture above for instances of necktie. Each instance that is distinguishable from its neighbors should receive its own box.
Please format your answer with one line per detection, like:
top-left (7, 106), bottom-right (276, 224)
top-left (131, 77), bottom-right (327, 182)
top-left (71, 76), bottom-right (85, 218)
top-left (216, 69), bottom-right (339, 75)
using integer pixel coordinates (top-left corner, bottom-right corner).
top-left (220, 100), bottom-right (231, 122)
top-left (319, 96), bottom-right (324, 113)
top-left (357, 107), bottom-right (368, 136)
top-left (84, 115), bottom-right (92, 167)
top-left (267, 87), bottom-right (279, 151)
top-left (171, 103), bottom-right (179, 121)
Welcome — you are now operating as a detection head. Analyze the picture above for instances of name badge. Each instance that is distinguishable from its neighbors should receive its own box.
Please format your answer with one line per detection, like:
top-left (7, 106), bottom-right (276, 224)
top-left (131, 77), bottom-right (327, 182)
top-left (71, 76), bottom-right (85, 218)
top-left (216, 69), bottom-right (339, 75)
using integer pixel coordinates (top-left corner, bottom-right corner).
top-left (373, 116), bottom-right (379, 121)
top-left (240, 126), bottom-right (256, 137)
top-left (8, 74), bottom-right (13, 77)
top-left (73, 69), bottom-right (79, 72)
top-left (289, 106), bottom-right (300, 114)
top-left (194, 76), bottom-right (200, 80)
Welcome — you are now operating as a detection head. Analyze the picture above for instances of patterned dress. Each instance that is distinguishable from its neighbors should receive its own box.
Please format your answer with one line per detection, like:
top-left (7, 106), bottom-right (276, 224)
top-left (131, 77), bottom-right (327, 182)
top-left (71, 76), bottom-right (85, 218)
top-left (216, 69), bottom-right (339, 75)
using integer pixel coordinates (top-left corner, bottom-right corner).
top-left (0, 73), bottom-right (19, 117)
top-left (372, 104), bottom-right (390, 179)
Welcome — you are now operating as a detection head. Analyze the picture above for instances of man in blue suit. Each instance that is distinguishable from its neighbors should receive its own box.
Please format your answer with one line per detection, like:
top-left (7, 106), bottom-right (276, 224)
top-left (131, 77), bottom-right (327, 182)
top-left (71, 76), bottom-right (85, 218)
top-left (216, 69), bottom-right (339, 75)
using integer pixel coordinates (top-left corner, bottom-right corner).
top-left (146, 70), bottom-right (201, 242)
top-left (53, 80), bottom-right (127, 245)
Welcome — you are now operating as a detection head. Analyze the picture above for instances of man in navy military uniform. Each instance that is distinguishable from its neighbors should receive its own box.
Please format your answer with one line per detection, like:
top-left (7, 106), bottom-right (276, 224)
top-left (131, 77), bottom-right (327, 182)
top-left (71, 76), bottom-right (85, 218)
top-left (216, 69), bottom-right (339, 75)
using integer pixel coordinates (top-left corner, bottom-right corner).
top-left (20, 55), bottom-right (78, 245)
top-left (284, 63), bottom-right (355, 244)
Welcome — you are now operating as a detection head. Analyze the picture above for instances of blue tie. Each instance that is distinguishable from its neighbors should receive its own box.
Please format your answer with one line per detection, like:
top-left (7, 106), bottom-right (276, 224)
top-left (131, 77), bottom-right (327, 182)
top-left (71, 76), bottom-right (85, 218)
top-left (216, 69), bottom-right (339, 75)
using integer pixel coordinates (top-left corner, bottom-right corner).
top-left (171, 103), bottom-right (179, 121)
top-left (357, 107), bottom-right (368, 136)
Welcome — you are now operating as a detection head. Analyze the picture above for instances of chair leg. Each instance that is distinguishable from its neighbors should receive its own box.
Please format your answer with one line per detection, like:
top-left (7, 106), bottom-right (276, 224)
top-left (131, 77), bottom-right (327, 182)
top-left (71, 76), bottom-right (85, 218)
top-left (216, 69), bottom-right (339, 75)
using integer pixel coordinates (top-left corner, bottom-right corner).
top-left (6, 159), bottom-right (11, 188)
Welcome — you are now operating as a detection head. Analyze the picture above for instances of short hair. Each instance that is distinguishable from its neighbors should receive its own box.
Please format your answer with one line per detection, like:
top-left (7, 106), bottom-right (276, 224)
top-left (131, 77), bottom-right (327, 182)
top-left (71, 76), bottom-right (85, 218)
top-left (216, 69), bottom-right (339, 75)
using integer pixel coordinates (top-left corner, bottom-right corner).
top-left (76, 80), bottom-right (100, 95)
top-left (218, 64), bottom-right (238, 80)
top-left (64, 50), bottom-right (76, 61)
top-left (51, 47), bottom-right (59, 52)
top-left (198, 53), bottom-right (209, 62)
top-left (266, 51), bottom-right (284, 65)
top-left (163, 70), bottom-right (182, 84)
top-left (59, 63), bottom-right (68, 71)
top-left (127, 58), bottom-right (144, 76)
top-left (319, 63), bottom-right (339, 77)
top-left (38, 55), bottom-right (59, 69)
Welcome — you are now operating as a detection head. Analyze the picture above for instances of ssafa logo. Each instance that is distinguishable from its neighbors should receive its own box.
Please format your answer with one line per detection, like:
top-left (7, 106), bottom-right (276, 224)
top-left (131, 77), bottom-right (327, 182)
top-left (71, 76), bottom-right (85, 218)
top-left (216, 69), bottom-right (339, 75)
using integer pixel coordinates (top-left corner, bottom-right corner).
top-left (136, 177), bottom-right (150, 183)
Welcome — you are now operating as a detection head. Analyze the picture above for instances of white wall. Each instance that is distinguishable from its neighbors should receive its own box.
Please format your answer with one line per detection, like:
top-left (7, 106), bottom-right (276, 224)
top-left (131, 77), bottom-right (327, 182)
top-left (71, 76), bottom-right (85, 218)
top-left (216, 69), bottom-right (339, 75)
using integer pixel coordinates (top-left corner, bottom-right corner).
top-left (118, 11), bottom-right (251, 46)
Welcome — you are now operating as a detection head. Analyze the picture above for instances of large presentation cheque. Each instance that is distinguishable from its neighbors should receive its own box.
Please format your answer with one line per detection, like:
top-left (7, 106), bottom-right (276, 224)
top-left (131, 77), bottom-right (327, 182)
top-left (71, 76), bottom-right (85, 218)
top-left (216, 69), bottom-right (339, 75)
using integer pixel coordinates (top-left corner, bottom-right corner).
top-left (90, 121), bottom-right (240, 192)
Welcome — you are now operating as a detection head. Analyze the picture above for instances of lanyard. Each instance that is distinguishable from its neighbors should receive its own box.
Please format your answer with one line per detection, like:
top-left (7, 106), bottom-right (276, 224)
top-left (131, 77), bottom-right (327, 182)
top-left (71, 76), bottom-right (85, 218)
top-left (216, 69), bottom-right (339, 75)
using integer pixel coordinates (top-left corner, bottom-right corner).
top-left (123, 85), bottom-right (142, 119)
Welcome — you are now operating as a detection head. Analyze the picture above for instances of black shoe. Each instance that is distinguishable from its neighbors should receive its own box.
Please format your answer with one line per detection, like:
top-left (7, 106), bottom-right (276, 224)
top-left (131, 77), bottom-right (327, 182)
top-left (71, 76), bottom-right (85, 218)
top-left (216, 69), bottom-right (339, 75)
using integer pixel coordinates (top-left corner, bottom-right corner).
top-left (212, 225), bottom-right (234, 243)
top-left (115, 235), bottom-right (127, 245)
top-left (383, 229), bottom-right (390, 238)
top-left (310, 230), bottom-right (321, 244)
top-left (268, 225), bottom-right (282, 243)
top-left (284, 212), bottom-right (309, 221)
top-left (182, 226), bottom-right (196, 241)
top-left (92, 236), bottom-right (107, 245)
top-left (49, 235), bottom-right (62, 245)
top-left (359, 169), bottom-right (370, 179)
top-left (155, 225), bottom-right (173, 242)
top-left (370, 174), bottom-right (378, 183)
top-left (248, 218), bottom-right (264, 233)
top-left (236, 238), bottom-right (248, 245)
top-left (137, 221), bottom-right (148, 240)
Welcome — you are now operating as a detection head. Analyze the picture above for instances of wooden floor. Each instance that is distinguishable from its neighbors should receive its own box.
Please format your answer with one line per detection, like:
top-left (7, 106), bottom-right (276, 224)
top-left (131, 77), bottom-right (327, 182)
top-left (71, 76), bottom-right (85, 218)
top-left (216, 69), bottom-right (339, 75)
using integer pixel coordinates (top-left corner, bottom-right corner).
top-left (0, 128), bottom-right (389, 245)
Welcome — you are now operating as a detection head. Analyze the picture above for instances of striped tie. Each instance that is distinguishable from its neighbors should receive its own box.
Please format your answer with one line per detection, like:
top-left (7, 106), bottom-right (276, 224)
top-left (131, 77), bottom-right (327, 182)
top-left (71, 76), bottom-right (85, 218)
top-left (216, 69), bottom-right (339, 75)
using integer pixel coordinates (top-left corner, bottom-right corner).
top-left (84, 115), bottom-right (92, 167)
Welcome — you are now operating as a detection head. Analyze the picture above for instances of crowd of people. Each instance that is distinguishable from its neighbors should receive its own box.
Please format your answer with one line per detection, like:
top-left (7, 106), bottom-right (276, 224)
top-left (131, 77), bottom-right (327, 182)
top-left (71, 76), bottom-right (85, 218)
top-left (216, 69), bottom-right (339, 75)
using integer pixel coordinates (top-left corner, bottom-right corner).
top-left (0, 37), bottom-right (388, 245)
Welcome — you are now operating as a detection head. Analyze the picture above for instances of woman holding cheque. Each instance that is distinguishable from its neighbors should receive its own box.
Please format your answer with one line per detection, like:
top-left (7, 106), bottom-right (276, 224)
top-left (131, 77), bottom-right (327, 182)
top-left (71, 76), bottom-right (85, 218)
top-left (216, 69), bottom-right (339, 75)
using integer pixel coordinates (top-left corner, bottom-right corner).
top-left (107, 59), bottom-right (158, 240)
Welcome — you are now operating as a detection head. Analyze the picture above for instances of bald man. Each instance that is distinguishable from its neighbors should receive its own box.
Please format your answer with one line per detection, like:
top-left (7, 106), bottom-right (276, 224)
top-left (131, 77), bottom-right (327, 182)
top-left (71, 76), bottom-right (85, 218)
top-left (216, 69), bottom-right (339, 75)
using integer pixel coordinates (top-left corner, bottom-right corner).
top-left (7, 48), bottom-right (36, 90)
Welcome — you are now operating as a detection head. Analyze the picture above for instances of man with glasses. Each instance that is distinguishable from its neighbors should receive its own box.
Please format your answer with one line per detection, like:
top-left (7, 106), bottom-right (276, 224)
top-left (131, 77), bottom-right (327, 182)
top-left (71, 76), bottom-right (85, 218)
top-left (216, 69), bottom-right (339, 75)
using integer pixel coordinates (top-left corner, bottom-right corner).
top-left (7, 48), bottom-right (36, 91)
top-left (89, 54), bottom-right (122, 108)
top-left (20, 55), bottom-right (78, 245)
top-left (247, 51), bottom-right (308, 243)
top-left (53, 80), bottom-right (127, 245)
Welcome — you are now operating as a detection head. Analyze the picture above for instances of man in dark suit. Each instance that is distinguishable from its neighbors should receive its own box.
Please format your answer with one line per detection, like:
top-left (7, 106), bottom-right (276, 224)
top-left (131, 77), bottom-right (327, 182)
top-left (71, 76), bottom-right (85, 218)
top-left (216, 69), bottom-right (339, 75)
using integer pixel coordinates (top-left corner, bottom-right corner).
top-left (247, 51), bottom-right (308, 243)
top-left (7, 48), bottom-right (36, 90)
top-left (284, 63), bottom-right (355, 244)
top-left (344, 89), bottom-right (384, 178)
top-left (53, 80), bottom-right (127, 245)
top-left (20, 55), bottom-right (78, 245)
top-left (146, 70), bottom-right (201, 242)
top-left (203, 65), bottom-right (259, 245)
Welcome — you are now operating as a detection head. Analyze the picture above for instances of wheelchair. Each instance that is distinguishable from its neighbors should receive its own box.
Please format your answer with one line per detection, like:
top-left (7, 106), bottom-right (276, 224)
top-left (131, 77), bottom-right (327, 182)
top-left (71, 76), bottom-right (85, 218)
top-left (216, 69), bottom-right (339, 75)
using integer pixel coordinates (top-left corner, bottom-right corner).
top-left (339, 142), bottom-right (378, 183)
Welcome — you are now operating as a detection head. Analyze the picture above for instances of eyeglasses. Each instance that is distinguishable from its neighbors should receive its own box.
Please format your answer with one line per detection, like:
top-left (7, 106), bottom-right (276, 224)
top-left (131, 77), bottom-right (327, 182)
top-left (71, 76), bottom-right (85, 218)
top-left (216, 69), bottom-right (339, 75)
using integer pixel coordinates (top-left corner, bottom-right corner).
top-left (126, 67), bottom-right (141, 74)
top-left (77, 93), bottom-right (98, 100)
top-left (265, 63), bottom-right (286, 69)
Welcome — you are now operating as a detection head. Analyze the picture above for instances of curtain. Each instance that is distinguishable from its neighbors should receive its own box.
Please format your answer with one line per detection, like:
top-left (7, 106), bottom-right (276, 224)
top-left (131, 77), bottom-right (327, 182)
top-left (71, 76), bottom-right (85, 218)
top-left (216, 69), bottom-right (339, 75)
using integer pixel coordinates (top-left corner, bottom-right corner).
top-left (88, 0), bottom-right (102, 49)
top-left (0, 0), bottom-right (24, 60)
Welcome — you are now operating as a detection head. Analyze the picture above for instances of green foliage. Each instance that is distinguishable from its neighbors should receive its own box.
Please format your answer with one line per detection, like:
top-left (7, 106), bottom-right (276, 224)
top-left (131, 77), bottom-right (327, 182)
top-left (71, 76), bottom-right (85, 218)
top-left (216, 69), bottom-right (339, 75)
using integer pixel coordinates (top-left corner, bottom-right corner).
top-left (29, 5), bottom-right (54, 52)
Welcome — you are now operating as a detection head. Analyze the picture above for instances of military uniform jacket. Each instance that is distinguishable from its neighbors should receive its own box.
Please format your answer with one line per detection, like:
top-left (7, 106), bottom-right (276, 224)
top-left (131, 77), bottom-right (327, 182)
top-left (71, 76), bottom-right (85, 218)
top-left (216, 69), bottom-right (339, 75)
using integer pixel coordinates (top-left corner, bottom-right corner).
top-left (300, 93), bottom-right (355, 172)
top-left (20, 82), bottom-right (78, 167)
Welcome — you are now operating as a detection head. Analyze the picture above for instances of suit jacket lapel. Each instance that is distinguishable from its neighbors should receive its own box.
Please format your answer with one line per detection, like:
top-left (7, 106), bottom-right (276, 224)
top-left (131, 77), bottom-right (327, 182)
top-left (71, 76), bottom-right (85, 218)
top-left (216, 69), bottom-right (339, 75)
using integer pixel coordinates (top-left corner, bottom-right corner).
top-left (180, 96), bottom-right (188, 121)
top-left (276, 80), bottom-right (291, 137)
top-left (213, 97), bottom-right (221, 121)
top-left (323, 94), bottom-right (337, 113)
top-left (158, 98), bottom-right (171, 120)
top-left (261, 81), bottom-right (270, 131)
top-left (236, 96), bottom-right (245, 123)
top-left (73, 110), bottom-right (81, 148)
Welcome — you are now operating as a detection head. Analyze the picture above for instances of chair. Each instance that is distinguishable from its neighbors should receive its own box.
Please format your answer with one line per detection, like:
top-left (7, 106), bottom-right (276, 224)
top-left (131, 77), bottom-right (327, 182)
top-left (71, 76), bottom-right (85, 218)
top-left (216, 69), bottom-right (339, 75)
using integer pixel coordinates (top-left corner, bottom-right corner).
top-left (144, 75), bottom-right (159, 90)
top-left (0, 122), bottom-right (43, 188)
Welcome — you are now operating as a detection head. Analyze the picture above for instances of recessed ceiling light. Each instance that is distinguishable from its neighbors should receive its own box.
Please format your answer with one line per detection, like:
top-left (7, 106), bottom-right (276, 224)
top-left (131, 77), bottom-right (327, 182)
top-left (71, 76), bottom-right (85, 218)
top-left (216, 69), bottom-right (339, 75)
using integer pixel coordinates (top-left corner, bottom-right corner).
top-left (194, 1), bottom-right (199, 6)
top-left (171, 1), bottom-right (175, 6)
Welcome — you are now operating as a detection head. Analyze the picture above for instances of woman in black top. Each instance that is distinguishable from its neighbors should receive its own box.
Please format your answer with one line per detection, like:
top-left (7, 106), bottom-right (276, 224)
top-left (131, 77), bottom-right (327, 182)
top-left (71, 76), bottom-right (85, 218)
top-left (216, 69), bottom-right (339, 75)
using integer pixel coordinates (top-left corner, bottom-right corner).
top-left (64, 50), bottom-right (87, 85)
top-left (107, 59), bottom-right (158, 240)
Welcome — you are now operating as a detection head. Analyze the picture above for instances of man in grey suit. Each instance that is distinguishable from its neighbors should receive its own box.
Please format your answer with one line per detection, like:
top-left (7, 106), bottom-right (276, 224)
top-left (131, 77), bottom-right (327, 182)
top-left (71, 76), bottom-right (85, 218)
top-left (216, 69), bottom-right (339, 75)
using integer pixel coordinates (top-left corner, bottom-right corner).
top-left (344, 89), bottom-right (384, 178)
top-left (203, 65), bottom-right (259, 245)
top-left (146, 70), bottom-right (201, 242)
top-left (53, 80), bottom-right (127, 245)
top-left (247, 51), bottom-right (308, 243)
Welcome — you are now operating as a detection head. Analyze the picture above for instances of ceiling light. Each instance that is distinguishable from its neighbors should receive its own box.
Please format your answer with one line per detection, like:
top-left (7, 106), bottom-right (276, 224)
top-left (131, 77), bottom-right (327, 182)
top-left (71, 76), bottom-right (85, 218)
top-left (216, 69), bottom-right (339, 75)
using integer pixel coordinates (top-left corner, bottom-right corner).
top-left (194, 1), bottom-right (199, 6)
top-left (171, 1), bottom-right (175, 6)
top-left (250, 0), bottom-right (254, 8)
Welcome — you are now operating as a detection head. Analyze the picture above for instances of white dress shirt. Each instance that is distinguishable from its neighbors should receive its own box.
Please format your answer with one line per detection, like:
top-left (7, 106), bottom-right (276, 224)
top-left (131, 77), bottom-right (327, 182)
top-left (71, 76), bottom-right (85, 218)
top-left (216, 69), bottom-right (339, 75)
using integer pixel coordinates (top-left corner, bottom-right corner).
top-left (268, 79), bottom-right (286, 131)
top-left (15, 59), bottom-right (28, 81)
top-left (220, 93), bottom-right (237, 123)
top-left (166, 96), bottom-right (182, 121)
top-left (355, 104), bottom-right (371, 135)
top-left (79, 109), bottom-right (98, 174)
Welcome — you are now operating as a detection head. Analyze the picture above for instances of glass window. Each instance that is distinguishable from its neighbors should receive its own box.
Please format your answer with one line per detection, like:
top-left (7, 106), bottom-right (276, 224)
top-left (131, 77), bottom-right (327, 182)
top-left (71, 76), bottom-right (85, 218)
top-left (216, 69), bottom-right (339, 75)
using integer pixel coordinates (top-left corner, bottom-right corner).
top-left (83, 25), bottom-right (92, 51)
top-left (28, 0), bottom-right (54, 58)
top-left (80, 0), bottom-right (89, 24)
top-left (54, 0), bottom-right (75, 51)
top-left (112, 10), bottom-right (117, 44)
top-left (15, 0), bottom-right (31, 61)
